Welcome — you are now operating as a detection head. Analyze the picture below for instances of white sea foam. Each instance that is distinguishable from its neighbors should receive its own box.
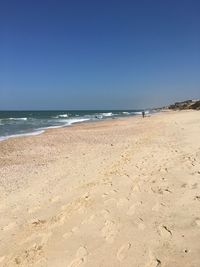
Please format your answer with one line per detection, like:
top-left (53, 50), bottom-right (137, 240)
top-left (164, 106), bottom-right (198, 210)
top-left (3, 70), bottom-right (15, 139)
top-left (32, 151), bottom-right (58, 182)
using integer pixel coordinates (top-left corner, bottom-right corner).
top-left (132, 110), bottom-right (150, 115)
top-left (39, 118), bottom-right (90, 131)
top-left (58, 114), bottom-right (69, 118)
top-left (64, 118), bottom-right (90, 125)
top-left (8, 117), bottom-right (28, 121)
top-left (101, 112), bottom-right (113, 117)
top-left (132, 111), bottom-right (142, 115)
top-left (122, 112), bottom-right (130, 115)
top-left (54, 114), bottom-right (69, 118)
top-left (95, 115), bottom-right (103, 119)
top-left (0, 118), bottom-right (91, 142)
top-left (0, 130), bottom-right (44, 142)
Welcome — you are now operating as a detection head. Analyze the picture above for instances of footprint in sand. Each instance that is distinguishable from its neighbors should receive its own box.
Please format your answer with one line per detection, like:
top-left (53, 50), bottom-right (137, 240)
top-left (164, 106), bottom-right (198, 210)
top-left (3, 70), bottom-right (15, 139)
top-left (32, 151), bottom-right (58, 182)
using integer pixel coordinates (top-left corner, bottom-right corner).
top-left (14, 244), bottom-right (43, 266)
top-left (31, 219), bottom-right (46, 227)
top-left (50, 196), bottom-right (61, 203)
top-left (40, 231), bottom-right (52, 244)
top-left (117, 198), bottom-right (129, 208)
top-left (146, 258), bottom-right (161, 267)
top-left (117, 242), bottom-right (131, 262)
top-left (0, 203), bottom-right (6, 213)
top-left (132, 184), bottom-right (141, 192)
top-left (63, 231), bottom-right (73, 239)
top-left (195, 218), bottom-right (200, 227)
top-left (101, 209), bottom-right (110, 220)
top-left (102, 192), bottom-right (109, 198)
top-left (159, 167), bottom-right (168, 174)
top-left (63, 227), bottom-right (79, 239)
top-left (181, 183), bottom-right (187, 188)
top-left (81, 214), bottom-right (95, 225)
top-left (158, 225), bottom-right (172, 238)
top-left (28, 206), bottom-right (41, 214)
top-left (103, 198), bottom-right (116, 207)
top-left (20, 231), bottom-right (52, 246)
top-left (152, 203), bottom-right (160, 212)
top-left (50, 213), bottom-right (66, 229)
top-left (138, 222), bottom-right (145, 230)
top-left (127, 204), bottom-right (136, 216)
top-left (145, 251), bottom-right (161, 267)
top-left (0, 256), bottom-right (5, 264)
top-left (192, 183), bottom-right (198, 189)
top-left (101, 220), bottom-right (118, 243)
top-left (68, 246), bottom-right (88, 267)
top-left (2, 222), bottom-right (16, 231)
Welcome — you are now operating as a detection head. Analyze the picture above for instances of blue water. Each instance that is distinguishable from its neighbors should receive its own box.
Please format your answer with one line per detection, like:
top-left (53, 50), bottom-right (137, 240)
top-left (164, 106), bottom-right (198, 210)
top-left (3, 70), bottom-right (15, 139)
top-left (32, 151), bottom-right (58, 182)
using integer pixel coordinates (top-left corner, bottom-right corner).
top-left (0, 110), bottom-right (149, 141)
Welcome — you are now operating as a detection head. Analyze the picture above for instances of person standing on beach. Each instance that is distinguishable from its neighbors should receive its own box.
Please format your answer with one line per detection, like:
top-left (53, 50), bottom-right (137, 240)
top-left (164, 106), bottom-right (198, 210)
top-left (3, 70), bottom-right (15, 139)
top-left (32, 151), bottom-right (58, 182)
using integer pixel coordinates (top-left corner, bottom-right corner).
top-left (142, 111), bottom-right (145, 118)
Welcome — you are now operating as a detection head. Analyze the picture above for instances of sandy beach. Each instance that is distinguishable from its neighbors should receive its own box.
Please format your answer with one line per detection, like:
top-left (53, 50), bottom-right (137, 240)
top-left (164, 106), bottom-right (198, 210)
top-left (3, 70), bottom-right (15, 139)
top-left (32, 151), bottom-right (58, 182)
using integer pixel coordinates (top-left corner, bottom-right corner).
top-left (0, 110), bottom-right (200, 267)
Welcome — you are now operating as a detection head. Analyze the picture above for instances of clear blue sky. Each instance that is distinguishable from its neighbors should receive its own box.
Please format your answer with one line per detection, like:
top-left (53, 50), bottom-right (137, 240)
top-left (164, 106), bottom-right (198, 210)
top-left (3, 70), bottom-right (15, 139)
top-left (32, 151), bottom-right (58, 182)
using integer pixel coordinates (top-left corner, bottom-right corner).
top-left (0, 0), bottom-right (200, 110)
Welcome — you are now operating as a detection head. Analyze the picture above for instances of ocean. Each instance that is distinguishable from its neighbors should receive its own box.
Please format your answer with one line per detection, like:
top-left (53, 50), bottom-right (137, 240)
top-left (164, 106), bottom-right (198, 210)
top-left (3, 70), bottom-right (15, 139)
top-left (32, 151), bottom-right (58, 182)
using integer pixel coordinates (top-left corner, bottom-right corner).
top-left (0, 110), bottom-right (149, 141)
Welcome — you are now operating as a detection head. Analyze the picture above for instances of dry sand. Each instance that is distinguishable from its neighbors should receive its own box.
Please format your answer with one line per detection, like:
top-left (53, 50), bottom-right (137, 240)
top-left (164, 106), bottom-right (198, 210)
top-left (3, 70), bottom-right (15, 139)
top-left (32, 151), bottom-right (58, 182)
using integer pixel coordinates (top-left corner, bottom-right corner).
top-left (0, 110), bottom-right (200, 267)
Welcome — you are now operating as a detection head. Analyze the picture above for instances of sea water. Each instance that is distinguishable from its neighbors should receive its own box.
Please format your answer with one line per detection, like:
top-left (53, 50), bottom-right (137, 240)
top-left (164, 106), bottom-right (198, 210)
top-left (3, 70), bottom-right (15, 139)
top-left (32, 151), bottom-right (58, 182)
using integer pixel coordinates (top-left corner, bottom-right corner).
top-left (0, 110), bottom-right (149, 141)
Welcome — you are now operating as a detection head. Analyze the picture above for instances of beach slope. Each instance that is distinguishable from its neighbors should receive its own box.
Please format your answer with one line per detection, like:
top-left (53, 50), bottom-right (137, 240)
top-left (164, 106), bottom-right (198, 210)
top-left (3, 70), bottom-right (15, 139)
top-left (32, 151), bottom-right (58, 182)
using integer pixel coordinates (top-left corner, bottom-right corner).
top-left (0, 110), bottom-right (200, 266)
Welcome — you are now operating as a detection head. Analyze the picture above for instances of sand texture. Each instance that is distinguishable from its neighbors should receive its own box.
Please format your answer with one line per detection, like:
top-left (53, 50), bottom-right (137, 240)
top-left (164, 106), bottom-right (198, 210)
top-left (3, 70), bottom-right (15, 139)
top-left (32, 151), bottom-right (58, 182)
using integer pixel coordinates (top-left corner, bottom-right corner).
top-left (0, 110), bottom-right (200, 266)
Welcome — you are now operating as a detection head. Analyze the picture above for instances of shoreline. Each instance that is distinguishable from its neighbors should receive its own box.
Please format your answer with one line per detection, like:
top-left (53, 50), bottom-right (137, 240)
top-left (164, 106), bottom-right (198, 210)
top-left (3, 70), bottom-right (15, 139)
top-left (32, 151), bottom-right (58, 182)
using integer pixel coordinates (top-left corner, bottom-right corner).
top-left (0, 112), bottom-right (147, 142)
top-left (0, 110), bottom-right (150, 143)
top-left (1, 110), bottom-right (200, 266)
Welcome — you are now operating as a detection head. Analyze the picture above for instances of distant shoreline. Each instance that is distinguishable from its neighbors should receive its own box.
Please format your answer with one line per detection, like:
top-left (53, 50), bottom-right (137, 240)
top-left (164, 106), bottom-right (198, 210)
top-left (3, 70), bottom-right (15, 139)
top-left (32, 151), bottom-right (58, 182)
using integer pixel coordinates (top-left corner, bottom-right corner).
top-left (0, 109), bottom-right (152, 142)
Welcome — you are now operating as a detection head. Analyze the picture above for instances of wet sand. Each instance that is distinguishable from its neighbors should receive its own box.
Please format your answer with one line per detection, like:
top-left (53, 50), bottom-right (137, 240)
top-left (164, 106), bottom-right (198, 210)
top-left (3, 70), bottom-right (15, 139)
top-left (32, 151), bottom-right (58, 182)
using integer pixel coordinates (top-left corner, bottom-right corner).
top-left (0, 110), bottom-right (200, 266)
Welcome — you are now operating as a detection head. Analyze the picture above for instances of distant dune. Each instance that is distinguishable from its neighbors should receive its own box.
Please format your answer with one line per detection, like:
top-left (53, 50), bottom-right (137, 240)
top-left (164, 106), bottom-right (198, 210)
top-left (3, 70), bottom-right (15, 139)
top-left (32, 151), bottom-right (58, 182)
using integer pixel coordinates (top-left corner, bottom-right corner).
top-left (167, 99), bottom-right (200, 110)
